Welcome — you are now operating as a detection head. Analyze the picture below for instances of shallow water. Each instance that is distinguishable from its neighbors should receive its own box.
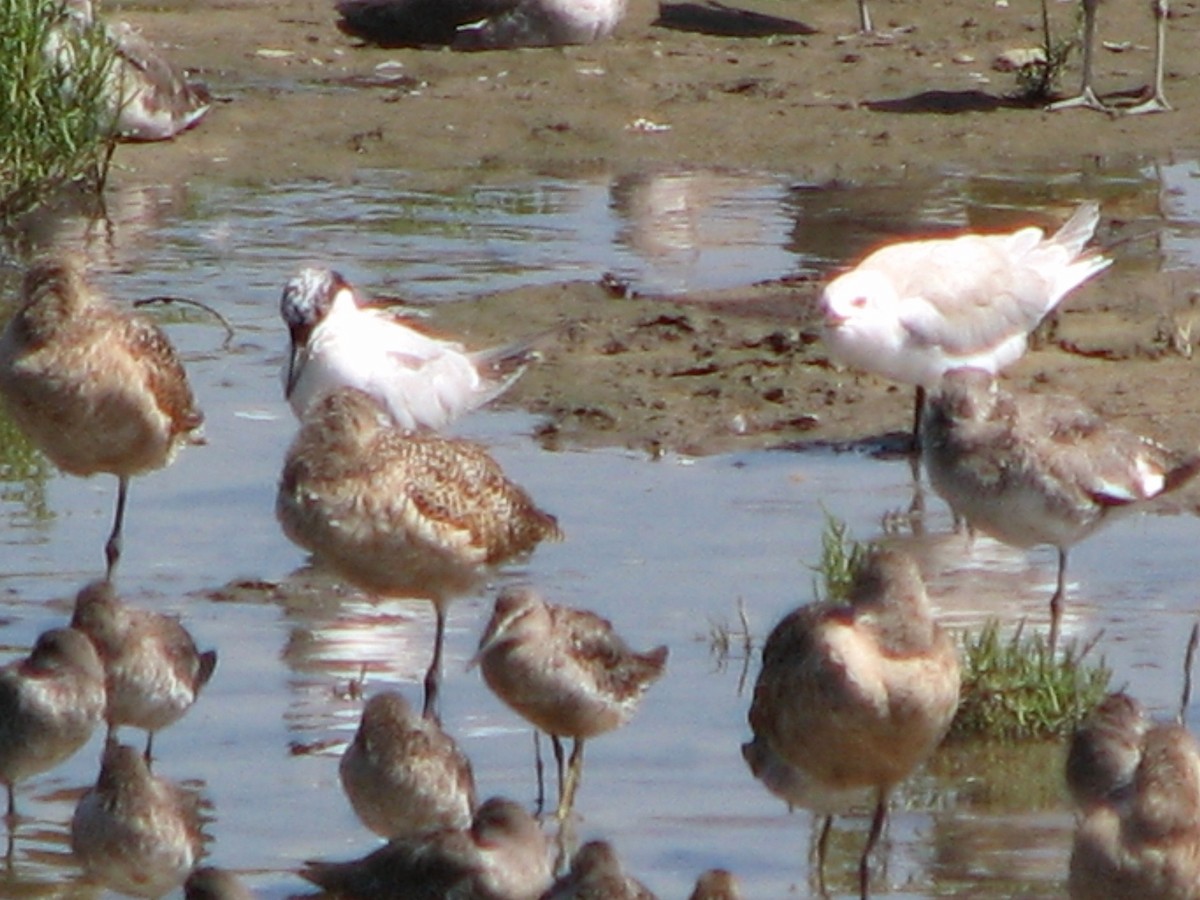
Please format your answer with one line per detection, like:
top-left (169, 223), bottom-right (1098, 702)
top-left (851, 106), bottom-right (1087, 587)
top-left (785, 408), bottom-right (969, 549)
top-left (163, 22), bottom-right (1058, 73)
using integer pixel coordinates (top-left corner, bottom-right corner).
top-left (2, 163), bottom-right (1200, 898)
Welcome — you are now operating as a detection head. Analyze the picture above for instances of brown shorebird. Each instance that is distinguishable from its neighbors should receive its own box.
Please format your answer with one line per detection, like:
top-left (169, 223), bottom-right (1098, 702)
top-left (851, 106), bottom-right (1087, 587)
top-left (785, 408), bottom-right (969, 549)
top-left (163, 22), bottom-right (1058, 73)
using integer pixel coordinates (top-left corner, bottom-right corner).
top-left (0, 627), bottom-right (106, 821)
top-left (184, 866), bottom-right (256, 900)
top-left (340, 690), bottom-right (476, 838)
top-left (689, 869), bottom-right (742, 900)
top-left (280, 268), bottom-right (536, 431)
top-left (821, 202), bottom-right (1108, 440)
top-left (300, 796), bottom-right (552, 900)
top-left (70, 580), bottom-right (217, 762)
top-left (71, 741), bottom-right (204, 898)
top-left (744, 547), bottom-right (960, 899)
top-left (472, 586), bottom-right (667, 820)
top-left (542, 841), bottom-right (656, 899)
top-left (0, 256), bottom-right (204, 578)
top-left (1067, 695), bottom-right (1200, 899)
top-left (276, 387), bottom-right (561, 720)
top-left (46, 0), bottom-right (211, 140)
top-left (1066, 692), bottom-right (1149, 812)
top-left (921, 367), bottom-right (1200, 652)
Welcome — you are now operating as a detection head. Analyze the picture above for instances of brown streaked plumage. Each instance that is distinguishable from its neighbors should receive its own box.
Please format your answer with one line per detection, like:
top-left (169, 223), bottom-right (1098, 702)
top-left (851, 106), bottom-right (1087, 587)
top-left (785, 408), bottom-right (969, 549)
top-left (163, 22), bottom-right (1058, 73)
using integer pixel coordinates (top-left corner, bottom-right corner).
top-left (71, 741), bottom-right (205, 898)
top-left (1066, 692), bottom-right (1150, 813)
top-left (744, 547), bottom-right (960, 899)
top-left (472, 586), bottom-right (667, 819)
top-left (0, 256), bottom-right (203, 578)
top-left (70, 580), bottom-right (217, 763)
top-left (300, 796), bottom-right (552, 900)
top-left (0, 627), bottom-right (107, 820)
top-left (688, 869), bottom-right (742, 900)
top-left (1068, 713), bottom-right (1200, 900)
top-left (340, 690), bottom-right (476, 839)
top-left (921, 367), bottom-right (1200, 652)
top-left (275, 387), bottom-right (561, 719)
top-left (542, 840), bottom-right (656, 899)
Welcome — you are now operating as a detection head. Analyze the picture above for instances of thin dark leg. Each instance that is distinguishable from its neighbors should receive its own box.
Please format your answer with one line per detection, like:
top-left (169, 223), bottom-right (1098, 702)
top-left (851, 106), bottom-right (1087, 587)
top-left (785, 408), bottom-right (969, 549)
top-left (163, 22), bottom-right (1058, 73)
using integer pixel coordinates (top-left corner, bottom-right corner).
top-left (533, 730), bottom-right (546, 814)
top-left (858, 793), bottom-right (888, 900)
top-left (422, 603), bottom-right (447, 721)
top-left (144, 731), bottom-right (155, 766)
top-left (5, 784), bottom-right (13, 822)
top-left (910, 386), bottom-right (925, 452)
top-left (104, 476), bottom-right (129, 580)
top-left (1050, 547), bottom-right (1068, 655)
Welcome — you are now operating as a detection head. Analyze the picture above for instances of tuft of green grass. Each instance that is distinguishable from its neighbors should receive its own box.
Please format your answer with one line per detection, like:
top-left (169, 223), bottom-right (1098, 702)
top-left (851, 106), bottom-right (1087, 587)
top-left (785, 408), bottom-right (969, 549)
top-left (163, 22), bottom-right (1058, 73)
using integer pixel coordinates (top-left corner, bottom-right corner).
top-left (0, 0), bottom-right (118, 222)
top-left (809, 512), bottom-right (869, 603)
top-left (948, 620), bottom-right (1110, 742)
top-left (1013, 0), bottom-right (1077, 101)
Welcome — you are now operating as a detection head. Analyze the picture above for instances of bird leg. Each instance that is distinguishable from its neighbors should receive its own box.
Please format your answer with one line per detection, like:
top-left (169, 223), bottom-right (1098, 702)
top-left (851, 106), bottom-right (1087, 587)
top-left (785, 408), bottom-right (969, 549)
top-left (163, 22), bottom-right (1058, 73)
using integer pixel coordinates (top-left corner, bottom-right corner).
top-left (422, 604), bottom-right (447, 721)
top-left (551, 735), bottom-right (566, 807)
top-left (1049, 547), bottom-right (1068, 655)
top-left (858, 792), bottom-right (888, 900)
top-left (857, 0), bottom-right (872, 33)
top-left (104, 475), bottom-right (129, 580)
top-left (532, 730), bottom-right (546, 815)
top-left (814, 814), bottom-right (834, 896)
top-left (1122, 0), bottom-right (1171, 114)
top-left (556, 738), bottom-right (586, 820)
top-left (1048, 0), bottom-right (1109, 112)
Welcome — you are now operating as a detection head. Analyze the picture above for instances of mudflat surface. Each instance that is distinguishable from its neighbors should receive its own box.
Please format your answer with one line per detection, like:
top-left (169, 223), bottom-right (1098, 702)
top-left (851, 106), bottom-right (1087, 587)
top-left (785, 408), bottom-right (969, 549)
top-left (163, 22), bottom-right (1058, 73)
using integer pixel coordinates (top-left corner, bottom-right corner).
top-left (104, 0), bottom-right (1200, 463)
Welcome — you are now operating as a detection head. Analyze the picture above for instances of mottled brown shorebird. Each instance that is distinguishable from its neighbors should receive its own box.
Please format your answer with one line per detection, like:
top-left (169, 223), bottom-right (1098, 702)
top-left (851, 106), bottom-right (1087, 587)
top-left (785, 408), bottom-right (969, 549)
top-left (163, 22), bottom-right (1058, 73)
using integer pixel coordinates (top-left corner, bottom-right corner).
top-left (0, 256), bottom-right (204, 578)
top-left (1067, 694), bottom-right (1200, 899)
top-left (70, 580), bottom-right (217, 762)
top-left (340, 690), bottom-right (476, 839)
top-left (744, 547), bottom-right (960, 899)
top-left (71, 741), bottom-right (204, 898)
top-left (0, 626), bottom-right (106, 821)
top-left (542, 840), bottom-right (656, 899)
top-left (300, 796), bottom-right (552, 900)
top-left (472, 586), bottom-right (668, 820)
top-left (921, 367), bottom-right (1200, 652)
top-left (276, 387), bottom-right (561, 720)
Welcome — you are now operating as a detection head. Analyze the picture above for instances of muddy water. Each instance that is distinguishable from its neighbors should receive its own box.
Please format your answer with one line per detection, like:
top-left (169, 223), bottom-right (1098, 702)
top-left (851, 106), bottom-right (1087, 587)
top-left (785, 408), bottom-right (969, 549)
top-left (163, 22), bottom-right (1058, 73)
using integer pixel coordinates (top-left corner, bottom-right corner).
top-left (2, 166), bottom-right (1200, 899)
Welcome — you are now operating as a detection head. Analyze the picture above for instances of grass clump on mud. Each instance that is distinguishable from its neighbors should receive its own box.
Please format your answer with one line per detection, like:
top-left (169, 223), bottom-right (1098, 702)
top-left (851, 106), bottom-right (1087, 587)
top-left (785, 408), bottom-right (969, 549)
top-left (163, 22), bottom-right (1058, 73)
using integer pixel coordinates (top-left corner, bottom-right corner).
top-left (0, 0), bottom-right (116, 221)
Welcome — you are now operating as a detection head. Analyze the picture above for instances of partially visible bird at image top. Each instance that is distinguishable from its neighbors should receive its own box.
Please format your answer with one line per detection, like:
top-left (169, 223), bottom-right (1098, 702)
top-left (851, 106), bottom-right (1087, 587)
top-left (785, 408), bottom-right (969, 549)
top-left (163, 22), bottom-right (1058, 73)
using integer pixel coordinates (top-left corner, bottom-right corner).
top-left (276, 387), bottom-right (562, 720)
top-left (334, 0), bottom-right (626, 50)
top-left (920, 367), bottom-right (1200, 653)
top-left (70, 580), bottom-right (217, 763)
top-left (0, 627), bottom-right (107, 821)
top-left (1048, 0), bottom-right (1170, 114)
top-left (1067, 693), bottom-right (1200, 899)
top-left (744, 547), bottom-right (960, 899)
top-left (339, 690), bottom-right (476, 838)
top-left (821, 201), bottom-right (1109, 438)
top-left (541, 841), bottom-right (656, 899)
top-left (299, 796), bottom-right (552, 900)
top-left (471, 586), bottom-right (668, 820)
top-left (0, 255), bottom-right (204, 578)
top-left (185, 866), bottom-right (256, 900)
top-left (280, 267), bottom-right (539, 432)
top-left (689, 869), bottom-right (742, 900)
top-left (71, 741), bottom-right (205, 898)
top-left (44, 0), bottom-right (211, 141)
